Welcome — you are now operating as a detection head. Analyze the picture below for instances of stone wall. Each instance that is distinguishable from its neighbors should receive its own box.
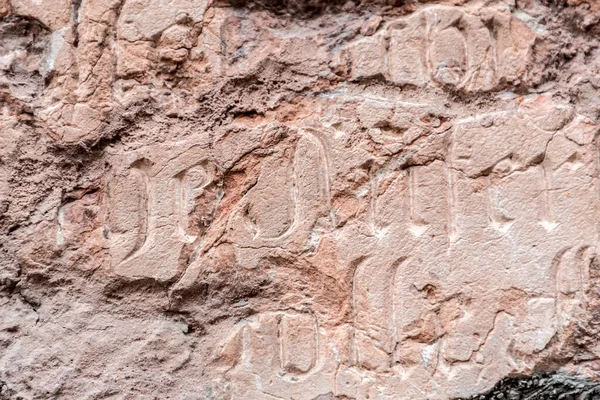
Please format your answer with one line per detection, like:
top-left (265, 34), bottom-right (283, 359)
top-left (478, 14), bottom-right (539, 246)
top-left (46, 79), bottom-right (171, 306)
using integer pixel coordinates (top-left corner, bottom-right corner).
top-left (2, 0), bottom-right (600, 399)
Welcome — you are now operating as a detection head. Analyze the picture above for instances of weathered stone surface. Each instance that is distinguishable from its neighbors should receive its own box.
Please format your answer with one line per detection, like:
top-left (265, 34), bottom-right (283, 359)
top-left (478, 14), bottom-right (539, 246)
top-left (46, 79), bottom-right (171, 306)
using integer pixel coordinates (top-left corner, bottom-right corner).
top-left (3, 0), bottom-right (600, 399)
top-left (337, 3), bottom-right (541, 91)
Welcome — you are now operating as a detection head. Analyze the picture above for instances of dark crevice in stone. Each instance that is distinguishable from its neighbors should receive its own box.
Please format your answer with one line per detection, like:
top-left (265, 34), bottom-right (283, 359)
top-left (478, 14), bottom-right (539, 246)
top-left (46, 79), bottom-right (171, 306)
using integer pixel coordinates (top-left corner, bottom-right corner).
top-left (455, 373), bottom-right (600, 400)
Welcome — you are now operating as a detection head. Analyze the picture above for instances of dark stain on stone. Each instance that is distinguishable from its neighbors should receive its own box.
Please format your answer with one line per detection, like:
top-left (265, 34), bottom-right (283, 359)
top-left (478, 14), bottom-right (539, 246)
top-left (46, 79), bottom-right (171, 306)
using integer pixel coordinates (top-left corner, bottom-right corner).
top-left (455, 373), bottom-right (600, 400)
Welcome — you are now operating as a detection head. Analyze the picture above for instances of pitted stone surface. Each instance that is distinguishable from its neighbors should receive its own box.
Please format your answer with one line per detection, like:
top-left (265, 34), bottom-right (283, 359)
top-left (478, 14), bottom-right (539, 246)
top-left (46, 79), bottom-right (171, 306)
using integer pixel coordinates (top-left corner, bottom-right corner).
top-left (2, 0), bottom-right (600, 399)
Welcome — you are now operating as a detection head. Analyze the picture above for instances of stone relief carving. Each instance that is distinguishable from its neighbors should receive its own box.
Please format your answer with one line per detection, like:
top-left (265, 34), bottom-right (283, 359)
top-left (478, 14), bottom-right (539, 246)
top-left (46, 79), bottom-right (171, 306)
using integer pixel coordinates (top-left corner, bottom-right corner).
top-left (95, 93), bottom-right (599, 398)
top-left (337, 4), bottom-right (540, 91)
top-left (5, 0), bottom-right (600, 399)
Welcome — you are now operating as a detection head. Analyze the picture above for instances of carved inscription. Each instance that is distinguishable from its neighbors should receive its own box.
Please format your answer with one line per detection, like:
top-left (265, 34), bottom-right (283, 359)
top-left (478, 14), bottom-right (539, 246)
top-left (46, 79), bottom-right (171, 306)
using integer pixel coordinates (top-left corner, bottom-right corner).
top-left (279, 313), bottom-right (319, 374)
top-left (102, 96), bottom-right (598, 399)
top-left (11, 0), bottom-right (600, 398)
top-left (211, 311), bottom-right (337, 400)
top-left (352, 257), bottom-right (403, 371)
top-left (107, 145), bottom-right (217, 281)
top-left (553, 246), bottom-right (591, 330)
top-left (228, 129), bottom-right (331, 250)
top-left (341, 5), bottom-right (539, 91)
top-left (336, 97), bottom-right (598, 397)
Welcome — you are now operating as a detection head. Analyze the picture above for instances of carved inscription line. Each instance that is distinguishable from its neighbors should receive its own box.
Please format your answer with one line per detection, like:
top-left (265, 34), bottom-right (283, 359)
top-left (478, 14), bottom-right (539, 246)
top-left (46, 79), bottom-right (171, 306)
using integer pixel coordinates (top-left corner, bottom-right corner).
top-left (408, 167), bottom-right (428, 237)
top-left (116, 164), bottom-right (149, 265)
top-left (108, 146), bottom-right (218, 281)
top-left (277, 312), bottom-right (320, 376)
top-left (486, 175), bottom-right (514, 234)
top-left (302, 128), bottom-right (333, 220)
top-left (539, 160), bottom-right (558, 232)
top-left (351, 257), bottom-right (362, 367)
top-left (387, 7), bottom-right (502, 90)
top-left (369, 145), bottom-right (567, 242)
top-left (553, 246), bottom-right (591, 331)
top-left (351, 256), bottom-right (408, 369)
top-left (369, 167), bottom-right (385, 237)
top-left (174, 162), bottom-right (214, 244)
top-left (391, 257), bottom-right (409, 362)
top-left (242, 129), bottom-right (332, 243)
top-left (445, 135), bottom-right (458, 244)
top-left (423, 8), bottom-right (434, 80)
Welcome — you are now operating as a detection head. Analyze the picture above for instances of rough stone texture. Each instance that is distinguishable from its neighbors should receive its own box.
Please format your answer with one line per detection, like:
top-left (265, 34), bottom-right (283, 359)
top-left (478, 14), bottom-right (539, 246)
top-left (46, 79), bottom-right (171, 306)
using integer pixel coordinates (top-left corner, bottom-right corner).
top-left (2, 0), bottom-right (600, 399)
top-left (458, 373), bottom-right (600, 400)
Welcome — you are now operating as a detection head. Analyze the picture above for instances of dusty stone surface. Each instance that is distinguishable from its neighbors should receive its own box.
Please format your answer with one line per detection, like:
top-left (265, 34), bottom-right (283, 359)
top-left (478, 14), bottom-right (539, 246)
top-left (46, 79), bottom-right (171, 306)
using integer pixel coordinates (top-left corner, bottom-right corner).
top-left (2, 0), bottom-right (600, 399)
